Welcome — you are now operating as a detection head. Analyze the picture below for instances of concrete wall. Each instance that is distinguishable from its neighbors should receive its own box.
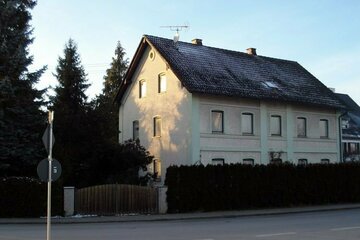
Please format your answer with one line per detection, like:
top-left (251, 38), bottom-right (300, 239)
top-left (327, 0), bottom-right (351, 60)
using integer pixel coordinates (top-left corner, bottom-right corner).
top-left (198, 95), bottom-right (340, 165)
top-left (119, 46), bottom-right (193, 183)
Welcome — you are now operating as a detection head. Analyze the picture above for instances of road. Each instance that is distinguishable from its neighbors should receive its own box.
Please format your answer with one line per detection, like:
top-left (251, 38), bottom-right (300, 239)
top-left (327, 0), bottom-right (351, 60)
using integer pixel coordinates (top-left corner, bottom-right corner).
top-left (1, 209), bottom-right (360, 240)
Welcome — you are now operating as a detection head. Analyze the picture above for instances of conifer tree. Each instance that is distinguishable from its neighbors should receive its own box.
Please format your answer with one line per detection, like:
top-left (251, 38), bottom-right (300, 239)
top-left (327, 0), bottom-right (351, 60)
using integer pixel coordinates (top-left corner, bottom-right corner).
top-left (51, 39), bottom-right (90, 185)
top-left (93, 41), bottom-right (128, 142)
top-left (0, 0), bottom-right (46, 176)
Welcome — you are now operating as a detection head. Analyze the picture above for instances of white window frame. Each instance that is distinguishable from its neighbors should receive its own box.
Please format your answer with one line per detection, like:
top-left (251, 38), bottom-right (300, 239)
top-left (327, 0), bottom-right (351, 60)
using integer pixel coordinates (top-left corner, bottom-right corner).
top-left (297, 117), bottom-right (307, 137)
top-left (212, 158), bottom-right (225, 165)
top-left (132, 120), bottom-right (139, 140)
top-left (321, 159), bottom-right (330, 164)
top-left (270, 115), bottom-right (282, 136)
top-left (158, 73), bottom-right (166, 93)
top-left (298, 158), bottom-right (308, 165)
top-left (153, 116), bottom-right (161, 137)
top-left (211, 110), bottom-right (224, 133)
top-left (241, 112), bottom-right (254, 135)
top-left (243, 158), bottom-right (255, 166)
top-left (319, 119), bottom-right (329, 138)
top-left (153, 159), bottom-right (161, 181)
top-left (139, 80), bottom-right (146, 98)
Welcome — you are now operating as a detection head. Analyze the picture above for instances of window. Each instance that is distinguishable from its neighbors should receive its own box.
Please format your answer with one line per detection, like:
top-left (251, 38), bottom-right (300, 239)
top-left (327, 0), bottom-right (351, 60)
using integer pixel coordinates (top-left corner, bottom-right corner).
top-left (319, 119), bottom-right (329, 138)
top-left (270, 158), bottom-right (283, 164)
top-left (321, 159), bottom-right (330, 164)
top-left (212, 110), bottom-right (224, 133)
top-left (133, 120), bottom-right (139, 140)
top-left (297, 117), bottom-right (307, 137)
top-left (270, 115), bottom-right (281, 136)
top-left (158, 74), bottom-right (166, 93)
top-left (139, 80), bottom-right (146, 98)
top-left (212, 158), bottom-right (225, 165)
top-left (241, 113), bottom-right (254, 135)
top-left (153, 159), bottom-right (161, 181)
top-left (153, 116), bottom-right (161, 137)
top-left (243, 158), bottom-right (255, 165)
top-left (298, 159), bottom-right (308, 165)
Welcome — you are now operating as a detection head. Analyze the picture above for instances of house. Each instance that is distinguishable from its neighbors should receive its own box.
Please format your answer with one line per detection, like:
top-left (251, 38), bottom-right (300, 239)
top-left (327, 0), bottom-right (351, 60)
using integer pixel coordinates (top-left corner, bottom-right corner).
top-left (336, 93), bottom-right (360, 161)
top-left (115, 35), bottom-right (345, 182)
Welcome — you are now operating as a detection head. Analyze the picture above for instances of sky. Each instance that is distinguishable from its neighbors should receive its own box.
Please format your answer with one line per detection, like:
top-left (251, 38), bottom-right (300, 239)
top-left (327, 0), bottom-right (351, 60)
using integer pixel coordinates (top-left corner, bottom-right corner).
top-left (29, 0), bottom-right (360, 105)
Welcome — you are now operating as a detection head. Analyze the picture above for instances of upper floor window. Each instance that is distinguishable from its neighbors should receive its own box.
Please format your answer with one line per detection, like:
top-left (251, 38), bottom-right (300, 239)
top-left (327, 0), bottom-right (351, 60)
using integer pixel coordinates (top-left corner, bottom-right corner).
top-left (297, 117), bottom-right (307, 137)
top-left (243, 158), bottom-right (255, 166)
top-left (270, 115), bottom-right (281, 136)
top-left (212, 158), bottom-right (225, 165)
top-left (158, 74), bottom-right (166, 93)
top-left (133, 120), bottom-right (139, 140)
top-left (153, 116), bottom-right (161, 137)
top-left (212, 110), bottom-right (224, 133)
top-left (319, 119), bottom-right (329, 138)
top-left (139, 80), bottom-right (146, 98)
top-left (241, 113), bottom-right (254, 135)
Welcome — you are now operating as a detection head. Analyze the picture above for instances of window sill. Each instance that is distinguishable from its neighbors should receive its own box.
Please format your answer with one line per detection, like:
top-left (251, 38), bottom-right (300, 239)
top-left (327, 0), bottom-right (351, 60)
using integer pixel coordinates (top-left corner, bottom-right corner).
top-left (242, 133), bottom-right (254, 136)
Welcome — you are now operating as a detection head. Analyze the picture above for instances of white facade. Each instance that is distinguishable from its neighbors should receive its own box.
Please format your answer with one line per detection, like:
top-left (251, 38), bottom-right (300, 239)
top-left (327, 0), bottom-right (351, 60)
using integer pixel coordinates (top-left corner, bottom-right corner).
top-left (118, 45), bottom-right (341, 182)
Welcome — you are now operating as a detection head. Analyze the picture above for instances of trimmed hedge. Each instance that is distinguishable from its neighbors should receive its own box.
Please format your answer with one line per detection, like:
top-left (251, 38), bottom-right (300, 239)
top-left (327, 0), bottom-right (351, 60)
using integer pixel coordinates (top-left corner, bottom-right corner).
top-left (0, 177), bottom-right (63, 217)
top-left (165, 163), bottom-right (360, 213)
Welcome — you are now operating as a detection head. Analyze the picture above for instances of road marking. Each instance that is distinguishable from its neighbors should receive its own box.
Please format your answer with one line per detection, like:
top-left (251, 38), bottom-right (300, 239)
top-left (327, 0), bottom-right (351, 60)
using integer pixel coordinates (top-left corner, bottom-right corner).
top-left (256, 232), bottom-right (296, 238)
top-left (331, 226), bottom-right (360, 231)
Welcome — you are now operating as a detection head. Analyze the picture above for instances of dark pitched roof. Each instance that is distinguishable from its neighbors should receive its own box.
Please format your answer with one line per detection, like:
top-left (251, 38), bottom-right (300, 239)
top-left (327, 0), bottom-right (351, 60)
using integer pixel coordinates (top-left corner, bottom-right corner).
top-left (117, 35), bottom-right (345, 109)
top-left (336, 93), bottom-right (360, 113)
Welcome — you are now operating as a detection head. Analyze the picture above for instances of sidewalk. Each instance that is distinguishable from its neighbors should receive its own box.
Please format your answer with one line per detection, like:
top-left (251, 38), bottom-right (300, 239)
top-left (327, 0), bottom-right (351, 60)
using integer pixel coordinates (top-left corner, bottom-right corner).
top-left (2, 203), bottom-right (360, 224)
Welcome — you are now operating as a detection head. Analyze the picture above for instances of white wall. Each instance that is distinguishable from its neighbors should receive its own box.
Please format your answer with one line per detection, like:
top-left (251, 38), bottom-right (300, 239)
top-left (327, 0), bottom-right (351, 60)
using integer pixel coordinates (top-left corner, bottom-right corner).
top-left (198, 95), bottom-right (339, 165)
top-left (119, 45), bottom-right (193, 182)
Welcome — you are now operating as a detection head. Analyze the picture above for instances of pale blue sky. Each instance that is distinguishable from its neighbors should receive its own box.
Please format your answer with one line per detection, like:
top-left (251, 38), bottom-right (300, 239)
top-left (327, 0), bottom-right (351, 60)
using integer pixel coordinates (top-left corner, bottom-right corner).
top-left (29, 0), bottom-right (360, 104)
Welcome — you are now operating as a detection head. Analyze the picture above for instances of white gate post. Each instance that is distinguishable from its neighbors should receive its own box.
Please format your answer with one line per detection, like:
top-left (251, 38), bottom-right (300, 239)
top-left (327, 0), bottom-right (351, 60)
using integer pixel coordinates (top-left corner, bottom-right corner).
top-left (157, 186), bottom-right (168, 214)
top-left (63, 186), bottom-right (75, 216)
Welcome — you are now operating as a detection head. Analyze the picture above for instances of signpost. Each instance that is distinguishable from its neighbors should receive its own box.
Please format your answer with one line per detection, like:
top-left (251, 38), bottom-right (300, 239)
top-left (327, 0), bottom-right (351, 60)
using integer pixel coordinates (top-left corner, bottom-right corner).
top-left (37, 111), bottom-right (61, 240)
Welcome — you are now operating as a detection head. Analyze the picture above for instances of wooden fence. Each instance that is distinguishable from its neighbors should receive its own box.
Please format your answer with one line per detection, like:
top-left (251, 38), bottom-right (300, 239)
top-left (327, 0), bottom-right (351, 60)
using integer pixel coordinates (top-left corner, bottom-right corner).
top-left (75, 184), bottom-right (157, 215)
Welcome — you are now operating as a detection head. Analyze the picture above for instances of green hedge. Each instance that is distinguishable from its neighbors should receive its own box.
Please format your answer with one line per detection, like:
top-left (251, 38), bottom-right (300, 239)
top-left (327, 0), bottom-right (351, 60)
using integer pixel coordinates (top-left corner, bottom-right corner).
top-left (165, 163), bottom-right (360, 213)
top-left (0, 177), bottom-right (63, 217)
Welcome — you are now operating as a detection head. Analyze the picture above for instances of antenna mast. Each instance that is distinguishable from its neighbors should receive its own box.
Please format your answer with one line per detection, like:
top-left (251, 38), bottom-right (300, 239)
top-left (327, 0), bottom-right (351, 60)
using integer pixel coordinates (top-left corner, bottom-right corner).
top-left (160, 25), bottom-right (189, 43)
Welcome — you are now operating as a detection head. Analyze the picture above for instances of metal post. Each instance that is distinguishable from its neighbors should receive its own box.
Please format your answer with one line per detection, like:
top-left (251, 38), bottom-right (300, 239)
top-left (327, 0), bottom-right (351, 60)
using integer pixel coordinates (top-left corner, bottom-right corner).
top-left (47, 111), bottom-right (54, 240)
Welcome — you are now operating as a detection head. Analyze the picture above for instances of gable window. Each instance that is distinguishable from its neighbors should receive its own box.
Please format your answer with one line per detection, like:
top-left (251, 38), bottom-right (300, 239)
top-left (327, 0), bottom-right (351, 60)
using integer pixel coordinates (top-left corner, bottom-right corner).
top-left (133, 120), bottom-right (139, 140)
top-left (241, 113), bottom-right (254, 135)
top-left (153, 116), bottom-right (161, 137)
top-left (139, 80), bottom-right (146, 98)
top-left (270, 115), bottom-right (281, 136)
top-left (212, 110), bottom-right (224, 133)
top-left (319, 119), bottom-right (329, 138)
top-left (243, 158), bottom-right (255, 166)
top-left (158, 74), bottom-right (166, 93)
top-left (297, 117), bottom-right (307, 137)
top-left (298, 159), bottom-right (308, 165)
top-left (153, 159), bottom-right (161, 181)
top-left (212, 158), bottom-right (225, 165)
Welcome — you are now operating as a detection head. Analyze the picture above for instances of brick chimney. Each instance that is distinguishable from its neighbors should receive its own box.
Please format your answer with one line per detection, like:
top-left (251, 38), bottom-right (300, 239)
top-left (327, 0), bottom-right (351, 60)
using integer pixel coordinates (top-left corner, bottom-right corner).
top-left (192, 39), bottom-right (203, 45)
top-left (246, 48), bottom-right (257, 55)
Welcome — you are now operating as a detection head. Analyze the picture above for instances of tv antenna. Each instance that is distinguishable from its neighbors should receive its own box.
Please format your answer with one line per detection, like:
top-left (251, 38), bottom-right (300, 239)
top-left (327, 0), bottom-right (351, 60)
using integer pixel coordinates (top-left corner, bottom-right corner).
top-left (160, 25), bottom-right (189, 43)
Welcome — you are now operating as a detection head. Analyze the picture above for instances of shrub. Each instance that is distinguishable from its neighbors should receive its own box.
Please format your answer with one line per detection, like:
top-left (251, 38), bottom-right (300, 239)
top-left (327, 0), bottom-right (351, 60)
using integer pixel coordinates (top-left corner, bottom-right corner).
top-left (0, 177), bottom-right (63, 217)
top-left (165, 163), bottom-right (360, 213)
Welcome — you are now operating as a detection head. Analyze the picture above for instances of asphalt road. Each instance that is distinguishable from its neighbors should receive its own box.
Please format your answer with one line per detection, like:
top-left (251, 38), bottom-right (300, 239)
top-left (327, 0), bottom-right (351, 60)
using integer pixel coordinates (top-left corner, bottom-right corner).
top-left (1, 209), bottom-right (360, 240)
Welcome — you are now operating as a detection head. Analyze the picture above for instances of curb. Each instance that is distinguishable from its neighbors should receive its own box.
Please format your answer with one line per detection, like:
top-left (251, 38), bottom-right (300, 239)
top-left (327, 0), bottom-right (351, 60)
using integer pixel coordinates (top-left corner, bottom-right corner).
top-left (2, 203), bottom-right (360, 225)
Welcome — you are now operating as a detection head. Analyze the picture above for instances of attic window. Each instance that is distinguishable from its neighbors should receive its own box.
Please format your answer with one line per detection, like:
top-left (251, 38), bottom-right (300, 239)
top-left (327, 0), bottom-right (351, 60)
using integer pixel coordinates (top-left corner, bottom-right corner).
top-left (149, 50), bottom-right (155, 61)
top-left (263, 81), bottom-right (279, 89)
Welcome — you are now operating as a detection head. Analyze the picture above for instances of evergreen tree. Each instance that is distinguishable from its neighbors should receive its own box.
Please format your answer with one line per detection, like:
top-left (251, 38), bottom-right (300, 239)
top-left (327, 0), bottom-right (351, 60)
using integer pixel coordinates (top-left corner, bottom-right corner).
top-left (93, 41), bottom-right (128, 142)
top-left (51, 39), bottom-right (90, 185)
top-left (0, 0), bottom-right (46, 176)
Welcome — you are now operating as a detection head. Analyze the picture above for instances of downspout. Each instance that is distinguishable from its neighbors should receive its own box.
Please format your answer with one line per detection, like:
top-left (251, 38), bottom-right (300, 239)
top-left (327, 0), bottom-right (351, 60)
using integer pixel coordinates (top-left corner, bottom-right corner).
top-left (338, 110), bottom-right (347, 162)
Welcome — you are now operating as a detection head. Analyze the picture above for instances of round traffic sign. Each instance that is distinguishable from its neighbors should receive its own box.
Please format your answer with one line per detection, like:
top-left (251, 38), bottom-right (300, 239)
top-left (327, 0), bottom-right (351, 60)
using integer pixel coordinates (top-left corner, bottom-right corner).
top-left (37, 159), bottom-right (62, 182)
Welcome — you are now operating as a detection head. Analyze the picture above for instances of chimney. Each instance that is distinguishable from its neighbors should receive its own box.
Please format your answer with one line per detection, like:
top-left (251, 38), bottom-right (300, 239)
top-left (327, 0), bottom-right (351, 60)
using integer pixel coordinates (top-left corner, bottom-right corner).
top-left (192, 39), bottom-right (203, 46)
top-left (246, 48), bottom-right (257, 55)
top-left (329, 87), bottom-right (336, 93)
